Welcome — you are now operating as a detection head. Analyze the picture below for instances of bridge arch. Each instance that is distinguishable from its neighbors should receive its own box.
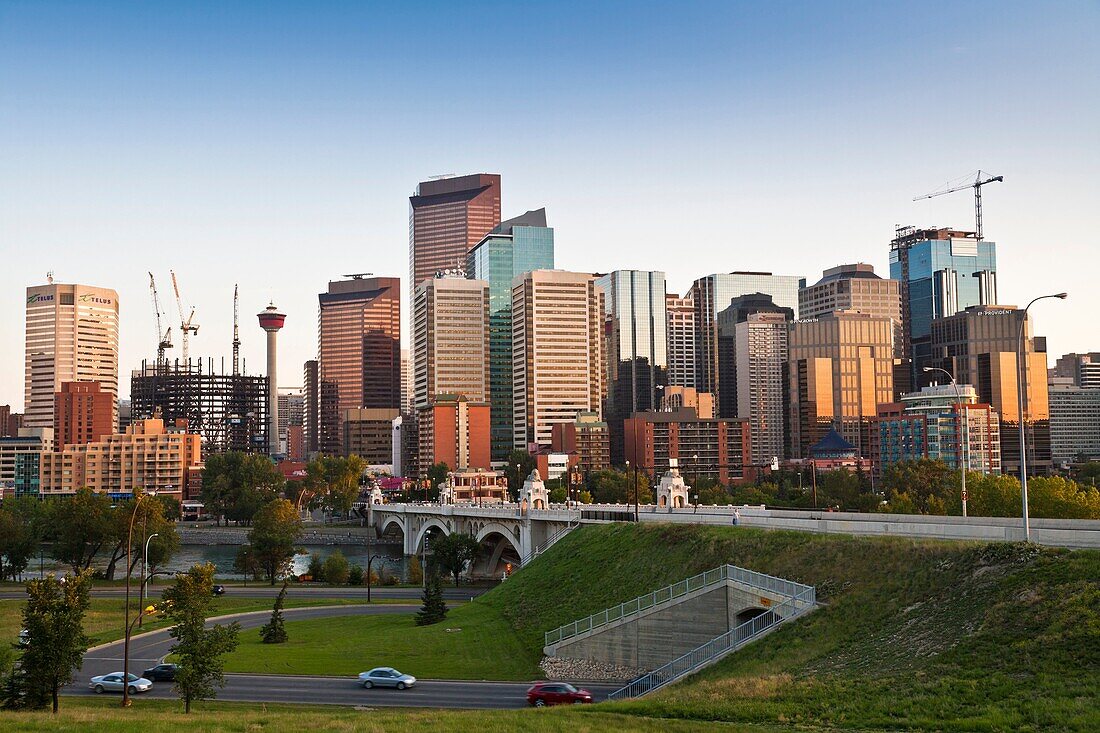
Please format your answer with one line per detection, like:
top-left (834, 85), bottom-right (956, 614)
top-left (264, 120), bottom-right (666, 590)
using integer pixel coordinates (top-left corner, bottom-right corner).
top-left (380, 517), bottom-right (405, 539)
top-left (474, 522), bottom-right (523, 578)
top-left (475, 522), bottom-right (522, 553)
top-left (413, 518), bottom-right (451, 555)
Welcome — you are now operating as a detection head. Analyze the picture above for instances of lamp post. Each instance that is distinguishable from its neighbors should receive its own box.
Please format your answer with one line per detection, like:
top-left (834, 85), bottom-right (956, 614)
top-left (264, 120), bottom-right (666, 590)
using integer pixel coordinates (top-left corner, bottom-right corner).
top-left (924, 366), bottom-right (968, 518)
top-left (122, 489), bottom-right (157, 708)
top-left (138, 532), bottom-right (159, 629)
top-left (1017, 293), bottom-right (1067, 542)
top-left (366, 553), bottom-right (382, 603)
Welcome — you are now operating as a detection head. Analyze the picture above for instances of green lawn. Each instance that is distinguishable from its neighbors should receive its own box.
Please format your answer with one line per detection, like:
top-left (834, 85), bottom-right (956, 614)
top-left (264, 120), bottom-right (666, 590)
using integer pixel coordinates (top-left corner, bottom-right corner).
top-left (222, 601), bottom-right (539, 680)
top-left (0, 596), bottom-right (367, 648)
top-left (0, 697), bottom-right (754, 732)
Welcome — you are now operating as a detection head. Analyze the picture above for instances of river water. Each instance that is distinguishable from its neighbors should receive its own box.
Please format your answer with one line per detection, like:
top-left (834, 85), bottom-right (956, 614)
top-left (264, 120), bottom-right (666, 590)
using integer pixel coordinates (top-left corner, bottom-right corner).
top-left (25, 544), bottom-right (410, 582)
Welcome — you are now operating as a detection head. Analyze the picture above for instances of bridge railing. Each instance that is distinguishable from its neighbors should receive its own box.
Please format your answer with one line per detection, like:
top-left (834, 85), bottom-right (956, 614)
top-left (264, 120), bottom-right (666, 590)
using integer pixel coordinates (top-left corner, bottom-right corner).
top-left (517, 521), bottom-right (578, 568)
top-left (544, 564), bottom-right (813, 648)
top-left (607, 583), bottom-right (816, 700)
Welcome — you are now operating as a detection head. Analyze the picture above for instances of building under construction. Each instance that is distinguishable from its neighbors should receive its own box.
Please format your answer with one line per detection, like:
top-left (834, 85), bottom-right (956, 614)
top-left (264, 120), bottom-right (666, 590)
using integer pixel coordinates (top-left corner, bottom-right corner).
top-left (131, 359), bottom-right (268, 455)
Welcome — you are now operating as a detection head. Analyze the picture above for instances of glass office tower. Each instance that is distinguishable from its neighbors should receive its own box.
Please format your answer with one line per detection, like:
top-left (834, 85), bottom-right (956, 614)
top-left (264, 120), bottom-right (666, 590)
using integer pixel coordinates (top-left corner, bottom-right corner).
top-left (890, 227), bottom-right (997, 386)
top-left (466, 209), bottom-right (554, 461)
top-left (595, 270), bottom-right (668, 465)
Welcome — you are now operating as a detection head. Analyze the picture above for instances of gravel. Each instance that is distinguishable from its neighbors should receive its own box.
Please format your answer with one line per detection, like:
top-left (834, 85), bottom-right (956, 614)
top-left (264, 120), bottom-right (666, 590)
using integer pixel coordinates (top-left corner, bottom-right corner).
top-left (540, 656), bottom-right (649, 681)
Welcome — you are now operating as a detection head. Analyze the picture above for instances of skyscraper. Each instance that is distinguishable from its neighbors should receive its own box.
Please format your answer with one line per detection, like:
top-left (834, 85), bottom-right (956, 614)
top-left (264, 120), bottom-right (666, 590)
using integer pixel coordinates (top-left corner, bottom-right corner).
top-left (466, 209), bottom-right (554, 460)
top-left (691, 271), bottom-right (805, 407)
top-left (665, 294), bottom-right (696, 389)
top-left (512, 270), bottom-right (604, 451)
top-left (409, 174), bottom-right (501, 291)
top-left (412, 275), bottom-right (490, 410)
top-left (595, 270), bottom-right (668, 464)
top-left (318, 276), bottom-right (401, 416)
top-left (54, 381), bottom-right (114, 450)
top-left (889, 227), bottom-right (997, 385)
top-left (25, 281), bottom-right (119, 430)
top-left (735, 313), bottom-right (790, 466)
top-left (928, 304), bottom-right (1050, 475)
top-left (788, 311), bottom-right (895, 458)
top-left (716, 293), bottom-right (794, 419)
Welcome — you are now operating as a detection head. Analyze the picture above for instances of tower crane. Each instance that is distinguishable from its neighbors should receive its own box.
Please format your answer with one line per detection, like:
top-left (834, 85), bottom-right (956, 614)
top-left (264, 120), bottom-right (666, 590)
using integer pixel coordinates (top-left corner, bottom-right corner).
top-left (913, 170), bottom-right (1003, 240)
top-left (170, 269), bottom-right (199, 362)
top-left (232, 284), bottom-right (241, 376)
top-left (148, 272), bottom-right (173, 365)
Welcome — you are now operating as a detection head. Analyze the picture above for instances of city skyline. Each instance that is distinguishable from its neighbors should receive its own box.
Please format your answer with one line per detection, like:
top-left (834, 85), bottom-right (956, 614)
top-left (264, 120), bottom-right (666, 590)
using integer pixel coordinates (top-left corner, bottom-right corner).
top-left (2, 2), bottom-right (1098, 410)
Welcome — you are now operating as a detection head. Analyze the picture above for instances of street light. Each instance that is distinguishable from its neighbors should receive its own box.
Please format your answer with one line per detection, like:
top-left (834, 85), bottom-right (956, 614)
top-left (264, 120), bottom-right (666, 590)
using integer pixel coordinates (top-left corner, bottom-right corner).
top-left (366, 553), bottom-right (383, 603)
top-left (924, 366), bottom-right (968, 518)
top-left (122, 489), bottom-right (157, 708)
top-left (138, 532), bottom-right (159, 629)
top-left (1017, 293), bottom-right (1067, 541)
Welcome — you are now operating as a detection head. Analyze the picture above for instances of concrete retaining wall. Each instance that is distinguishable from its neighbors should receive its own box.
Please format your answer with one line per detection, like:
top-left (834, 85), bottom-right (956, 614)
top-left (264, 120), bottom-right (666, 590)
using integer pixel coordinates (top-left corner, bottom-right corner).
top-left (176, 525), bottom-right (397, 546)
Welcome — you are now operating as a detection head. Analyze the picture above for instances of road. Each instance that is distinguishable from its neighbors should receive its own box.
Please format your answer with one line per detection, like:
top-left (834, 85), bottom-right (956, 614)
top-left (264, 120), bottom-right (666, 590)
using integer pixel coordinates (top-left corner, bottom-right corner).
top-left (0, 584), bottom-right (491, 601)
top-left (70, 605), bottom-right (619, 709)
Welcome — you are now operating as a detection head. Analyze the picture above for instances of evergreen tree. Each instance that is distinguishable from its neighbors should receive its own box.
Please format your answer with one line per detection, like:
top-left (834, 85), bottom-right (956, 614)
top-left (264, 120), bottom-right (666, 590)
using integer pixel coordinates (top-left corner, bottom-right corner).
top-left (414, 573), bottom-right (448, 626)
top-left (259, 581), bottom-right (289, 644)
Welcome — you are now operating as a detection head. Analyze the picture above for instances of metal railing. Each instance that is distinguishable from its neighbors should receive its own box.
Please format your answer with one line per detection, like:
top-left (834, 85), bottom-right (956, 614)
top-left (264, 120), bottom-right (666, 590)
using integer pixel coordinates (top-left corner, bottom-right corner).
top-left (607, 583), bottom-right (817, 700)
top-left (544, 564), bottom-right (813, 647)
top-left (518, 521), bottom-right (578, 568)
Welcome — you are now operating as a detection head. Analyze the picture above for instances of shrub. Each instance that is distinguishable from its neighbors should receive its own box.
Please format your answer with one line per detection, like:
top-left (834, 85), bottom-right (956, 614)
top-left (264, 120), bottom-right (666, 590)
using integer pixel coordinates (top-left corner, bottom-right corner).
top-left (321, 550), bottom-right (350, 585)
top-left (347, 565), bottom-right (364, 586)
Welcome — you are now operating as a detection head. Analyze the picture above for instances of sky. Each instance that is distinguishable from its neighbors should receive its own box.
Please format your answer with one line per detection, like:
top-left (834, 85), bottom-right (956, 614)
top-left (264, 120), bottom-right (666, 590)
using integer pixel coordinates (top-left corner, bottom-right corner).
top-left (1, 1), bottom-right (1098, 409)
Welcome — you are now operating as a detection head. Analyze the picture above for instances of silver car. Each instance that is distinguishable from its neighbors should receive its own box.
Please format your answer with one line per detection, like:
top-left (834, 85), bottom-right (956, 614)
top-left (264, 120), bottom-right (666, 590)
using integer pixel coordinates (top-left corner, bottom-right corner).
top-left (89, 672), bottom-right (153, 695)
top-left (358, 667), bottom-right (416, 689)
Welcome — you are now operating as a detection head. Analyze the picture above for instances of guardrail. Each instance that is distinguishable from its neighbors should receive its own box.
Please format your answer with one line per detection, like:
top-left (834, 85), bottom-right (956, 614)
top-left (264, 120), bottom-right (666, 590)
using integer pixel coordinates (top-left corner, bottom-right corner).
top-left (518, 521), bottom-right (578, 568)
top-left (544, 564), bottom-right (813, 648)
top-left (607, 583), bottom-right (816, 699)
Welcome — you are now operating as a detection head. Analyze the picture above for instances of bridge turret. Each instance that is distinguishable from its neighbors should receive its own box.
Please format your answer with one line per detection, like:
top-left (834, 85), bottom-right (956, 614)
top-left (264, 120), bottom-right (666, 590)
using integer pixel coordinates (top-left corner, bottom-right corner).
top-left (521, 469), bottom-right (548, 512)
top-left (657, 458), bottom-right (691, 510)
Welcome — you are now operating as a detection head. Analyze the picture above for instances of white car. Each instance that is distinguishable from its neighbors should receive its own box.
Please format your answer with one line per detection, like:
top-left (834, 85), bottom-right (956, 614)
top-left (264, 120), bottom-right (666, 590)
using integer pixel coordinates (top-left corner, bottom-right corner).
top-left (358, 667), bottom-right (416, 689)
top-left (89, 672), bottom-right (153, 695)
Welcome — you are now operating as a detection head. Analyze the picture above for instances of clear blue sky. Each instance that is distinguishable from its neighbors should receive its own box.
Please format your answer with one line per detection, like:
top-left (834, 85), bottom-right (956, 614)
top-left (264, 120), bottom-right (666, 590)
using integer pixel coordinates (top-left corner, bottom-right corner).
top-left (1, 1), bottom-right (1097, 407)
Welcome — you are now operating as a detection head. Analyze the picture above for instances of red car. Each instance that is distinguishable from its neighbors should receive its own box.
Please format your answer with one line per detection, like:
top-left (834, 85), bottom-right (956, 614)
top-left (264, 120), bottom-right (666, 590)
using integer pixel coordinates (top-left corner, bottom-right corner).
top-left (526, 681), bottom-right (593, 707)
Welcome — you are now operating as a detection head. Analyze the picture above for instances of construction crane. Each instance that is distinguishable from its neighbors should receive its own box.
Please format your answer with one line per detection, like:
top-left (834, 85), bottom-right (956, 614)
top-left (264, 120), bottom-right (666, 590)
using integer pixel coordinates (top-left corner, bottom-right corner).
top-left (148, 272), bottom-right (173, 365)
top-left (170, 269), bottom-right (199, 362)
top-left (232, 284), bottom-right (241, 376)
top-left (913, 171), bottom-right (1003, 240)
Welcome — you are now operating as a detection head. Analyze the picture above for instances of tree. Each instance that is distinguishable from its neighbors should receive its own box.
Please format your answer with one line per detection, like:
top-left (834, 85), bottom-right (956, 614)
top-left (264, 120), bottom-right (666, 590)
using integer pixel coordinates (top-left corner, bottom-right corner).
top-left (162, 563), bottom-right (240, 713)
top-left (233, 545), bottom-right (261, 581)
top-left (259, 581), bottom-right (288, 644)
top-left (427, 462), bottom-right (450, 501)
top-left (48, 488), bottom-right (115, 574)
top-left (348, 565), bottom-right (364, 586)
top-left (590, 469), bottom-right (650, 504)
top-left (201, 452), bottom-right (284, 526)
top-left (19, 571), bottom-right (93, 713)
top-left (415, 573), bottom-right (448, 626)
top-left (881, 459), bottom-right (957, 514)
top-left (504, 451), bottom-right (536, 500)
top-left (102, 494), bottom-right (179, 581)
top-left (306, 553), bottom-right (325, 581)
top-left (322, 550), bottom-right (350, 585)
top-left (406, 555), bottom-right (424, 585)
top-left (321, 455), bottom-right (366, 516)
top-left (246, 499), bottom-right (302, 585)
top-left (549, 486), bottom-right (567, 503)
top-left (431, 532), bottom-right (480, 587)
top-left (0, 498), bottom-right (40, 581)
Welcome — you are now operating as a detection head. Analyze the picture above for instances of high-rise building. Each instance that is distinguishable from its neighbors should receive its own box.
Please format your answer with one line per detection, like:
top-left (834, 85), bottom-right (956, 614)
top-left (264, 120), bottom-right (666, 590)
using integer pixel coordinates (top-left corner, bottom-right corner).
top-left (39, 418), bottom-right (200, 500)
top-left (873, 384), bottom-right (1001, 475)
top-left (659, 386), bottom-right (714, 418)
top-left (401, 348), bottom-right (414, 414)
top-left (624, 407), bottom-right (751, 485)
top-left (1051, 352), bottom-right (1100, 389)
top-left (0, 428), bottom-right (53, 490)
top-left (302, 359), bottom-right (340, 456)
top-left (788, 311), bottom-right (895, 458)
top-left (1048, 379), bottom-right (1100, 464)
top-left (691, 272), bottom-right (805, 406)
top-left (54, 381), bottom-right (114, 450)
top-left (416, 394), bottom-right (491, 474)
top-left (665, 294), bottom-right (696, 388)
top-left (318, 276), bottom-right (401, 415)
top-left (735, 313), bottom-right (790, 467)
top-left (25, 281), bottom-right (119, 430)
top-left (409, 173), bottom-right (501, 294)
top-left (928, 305), bottom-right (1050, 475)
top-left (551, 411), bottom-right (611, 473)
top-left (467, 209), bottom-right (555, 460)
top-left (889, 227), bottom-right (997, 385)
top-left (716, 293), bottom-right (794, 419)
top-left (512, 270), bottom-right (604, 451)
top-left (412, 275), bottom-right (490, 410)
top-left (342, 408), bottom-right (400, 465)
top-left (0, 406), bottom-right (10, 437)
top-left (278, 389), bottom-right (304, 457)
top-left (596, 270), bottom-right (668, 464)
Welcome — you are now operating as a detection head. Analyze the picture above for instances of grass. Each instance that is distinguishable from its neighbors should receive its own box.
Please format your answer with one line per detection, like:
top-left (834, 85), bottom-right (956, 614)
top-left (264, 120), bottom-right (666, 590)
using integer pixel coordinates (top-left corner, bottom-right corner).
top-left (0, 596), bottom-right (369, 648)
top-left (222, 602), bottom-right (538, 680)
top-left (0, 697), bottom-right (759, 732)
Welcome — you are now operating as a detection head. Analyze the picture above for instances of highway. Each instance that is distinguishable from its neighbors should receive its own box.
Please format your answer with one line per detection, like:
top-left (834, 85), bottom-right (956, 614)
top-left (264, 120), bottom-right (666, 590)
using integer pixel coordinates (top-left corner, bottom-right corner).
top-left (69, 605), bottom-right (619, 709)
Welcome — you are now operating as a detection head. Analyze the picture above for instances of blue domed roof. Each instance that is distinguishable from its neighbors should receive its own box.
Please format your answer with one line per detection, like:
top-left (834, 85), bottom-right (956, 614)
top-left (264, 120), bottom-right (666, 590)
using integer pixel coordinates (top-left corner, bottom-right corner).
top-left (810, 428), bottom-right (857, 459)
